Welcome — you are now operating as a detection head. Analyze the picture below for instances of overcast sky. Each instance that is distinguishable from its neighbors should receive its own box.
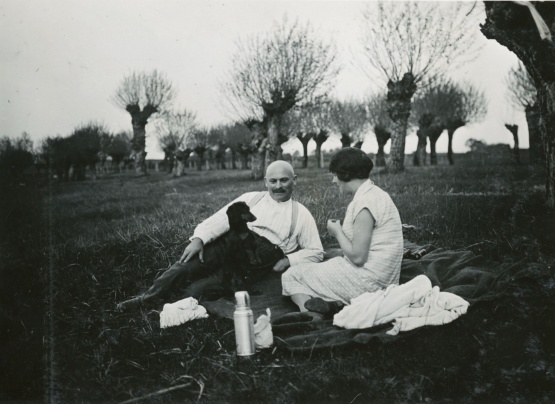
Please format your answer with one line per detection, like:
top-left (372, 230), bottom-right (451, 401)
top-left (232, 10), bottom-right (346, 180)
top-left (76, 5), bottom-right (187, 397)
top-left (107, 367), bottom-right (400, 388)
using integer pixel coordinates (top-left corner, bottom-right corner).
top-left (1, 0), bottom-right (526, 158)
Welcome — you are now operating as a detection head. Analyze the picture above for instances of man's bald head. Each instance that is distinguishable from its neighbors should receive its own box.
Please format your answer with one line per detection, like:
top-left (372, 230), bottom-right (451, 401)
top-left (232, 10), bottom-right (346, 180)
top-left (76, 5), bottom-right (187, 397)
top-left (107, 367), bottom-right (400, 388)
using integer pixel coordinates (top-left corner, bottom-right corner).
top-left (265, 160), bottom-right (295, 178)
top-left (264, 160), bottom-right (297, 202)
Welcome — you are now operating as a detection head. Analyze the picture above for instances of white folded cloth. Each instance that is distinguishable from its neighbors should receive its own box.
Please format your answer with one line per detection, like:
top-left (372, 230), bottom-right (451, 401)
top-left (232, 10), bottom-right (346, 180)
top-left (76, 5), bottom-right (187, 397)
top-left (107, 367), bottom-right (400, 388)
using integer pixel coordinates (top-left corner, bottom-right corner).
top-left (333, 275), bottom-right (469, 335)
top-left (160, 297), bottom-right (209, 328)
top-left (254, 308), bottom-right (273, 349)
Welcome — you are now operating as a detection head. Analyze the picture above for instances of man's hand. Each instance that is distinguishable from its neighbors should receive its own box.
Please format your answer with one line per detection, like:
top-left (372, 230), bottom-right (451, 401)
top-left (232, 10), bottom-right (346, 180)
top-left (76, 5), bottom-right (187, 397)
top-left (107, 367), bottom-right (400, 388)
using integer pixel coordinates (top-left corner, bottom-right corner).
top-left (272, 257), bottom-right (290, 272)
top-left (327, 219), bottom-right (342, 238)
top-left (180, 238), bottom-right (204, 263)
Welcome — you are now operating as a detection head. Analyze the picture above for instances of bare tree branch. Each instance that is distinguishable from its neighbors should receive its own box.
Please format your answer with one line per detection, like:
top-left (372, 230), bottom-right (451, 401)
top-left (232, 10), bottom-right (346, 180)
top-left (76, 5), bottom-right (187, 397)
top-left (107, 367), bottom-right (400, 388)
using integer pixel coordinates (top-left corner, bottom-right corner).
top-left (221, 16), bottom-right (339, 177)
top-left (155, 109), bottom-right (198, 153)
top-left (505, 61), bottom-right (537, 109)
top-left (360, 2), bottom-right (483, 85)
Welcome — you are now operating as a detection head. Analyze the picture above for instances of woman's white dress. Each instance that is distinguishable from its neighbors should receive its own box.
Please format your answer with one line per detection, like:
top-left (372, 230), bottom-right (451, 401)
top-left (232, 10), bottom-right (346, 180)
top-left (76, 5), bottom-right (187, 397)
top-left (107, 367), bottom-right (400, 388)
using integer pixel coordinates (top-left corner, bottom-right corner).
top-left (282, 180), bottom-right (403, 304)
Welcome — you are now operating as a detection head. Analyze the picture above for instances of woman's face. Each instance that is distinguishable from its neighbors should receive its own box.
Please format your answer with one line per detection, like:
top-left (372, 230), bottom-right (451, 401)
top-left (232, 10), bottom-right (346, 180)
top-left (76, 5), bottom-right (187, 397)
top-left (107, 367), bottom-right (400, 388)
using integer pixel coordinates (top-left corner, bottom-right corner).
top-left (332, 173), bottom-right (347, 195)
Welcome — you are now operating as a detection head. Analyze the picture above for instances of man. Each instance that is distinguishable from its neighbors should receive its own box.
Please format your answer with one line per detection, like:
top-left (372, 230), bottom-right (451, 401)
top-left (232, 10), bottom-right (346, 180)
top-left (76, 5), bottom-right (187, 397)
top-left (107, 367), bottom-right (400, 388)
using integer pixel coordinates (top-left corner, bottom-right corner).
top-left (117, 160), bottom-right (323, 311)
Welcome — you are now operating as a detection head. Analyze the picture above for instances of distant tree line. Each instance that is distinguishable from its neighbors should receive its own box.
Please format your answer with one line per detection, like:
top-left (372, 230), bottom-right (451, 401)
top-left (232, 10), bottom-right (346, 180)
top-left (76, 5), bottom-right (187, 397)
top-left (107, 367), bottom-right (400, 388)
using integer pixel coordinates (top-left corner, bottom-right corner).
top-left (0, 132), bottom-right (34, 178)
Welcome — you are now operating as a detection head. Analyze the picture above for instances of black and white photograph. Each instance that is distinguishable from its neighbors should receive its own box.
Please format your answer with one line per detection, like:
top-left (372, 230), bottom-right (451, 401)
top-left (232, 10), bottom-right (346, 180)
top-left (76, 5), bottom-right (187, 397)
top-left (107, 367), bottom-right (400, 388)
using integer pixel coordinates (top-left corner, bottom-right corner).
top-left (1, 0), bottom-right (554, 402)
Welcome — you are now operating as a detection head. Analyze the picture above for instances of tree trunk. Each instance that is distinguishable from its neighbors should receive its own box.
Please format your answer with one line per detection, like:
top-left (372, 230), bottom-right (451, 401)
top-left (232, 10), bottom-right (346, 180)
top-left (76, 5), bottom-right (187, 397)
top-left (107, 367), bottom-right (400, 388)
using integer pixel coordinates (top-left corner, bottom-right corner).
top-left (314, 130), bottom-right (328, 169)
top-left (447, 129), bottom-right (455, 166)
top-left (250, 127), bottom-right (267, 180)
top-left (164, 151), bottom-right (174, 174)
top-left (376, 145), bottom-right (386, 167)
top-left (130, 114), bottom-right (149, 175)
top-left (251, 150), bottom-right (265, 179)
top-left (526, 104), bottom-right (544, 164)
top-left (429, 140), bottom-right (438, 166)
top-left (386, 73), bottom-right (417, 172)
top-left (505, 124), bottom-right (520, 164)
top-left (414, 129), bottom-right (427, 166)
top-left (428, 126), bottom-right (444, 166)
top-left (265, 115), bottom-right (280, 170)
top-left (314, 142), bottom-right (324, 168)
top-left (538, 84), bottom-right (555, 206)
top-left (251, 137), bottom-right (267, 180)
top-left (481, 1), bottom-right (555, 207)
top-left (315, 144), bottom-right (323, 168)
top-left (297, 133), bottom-right (312, 169)
top-left (301, 140), bottom-right (309, 168)
top-left (197, 153), bottom-right (204, 171)
top-left (230, 149), bottom-right (237, 169)
top-left (239, 150), bottom-right (250, 170)
top-left (445, 120), bottom-right (464, 166)
top-left (374, 126), bottom-right (390, 167)
top-left (176, 159), bottom-right (185, 176)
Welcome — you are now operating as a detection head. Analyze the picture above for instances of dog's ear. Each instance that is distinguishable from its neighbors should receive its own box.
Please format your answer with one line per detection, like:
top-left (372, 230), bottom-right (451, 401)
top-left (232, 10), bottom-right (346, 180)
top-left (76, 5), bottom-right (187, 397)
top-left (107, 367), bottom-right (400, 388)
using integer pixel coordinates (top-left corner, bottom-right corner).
top-left (227, 202), bottom-right (254, 225)
top-left (226, 203), bottom-right (242, 225)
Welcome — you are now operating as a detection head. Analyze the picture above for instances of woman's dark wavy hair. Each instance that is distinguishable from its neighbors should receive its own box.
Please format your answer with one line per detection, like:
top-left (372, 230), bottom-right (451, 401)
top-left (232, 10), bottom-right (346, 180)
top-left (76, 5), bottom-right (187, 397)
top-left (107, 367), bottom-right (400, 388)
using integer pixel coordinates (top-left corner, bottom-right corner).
top-left (329, 147), bottom-right (374, 182)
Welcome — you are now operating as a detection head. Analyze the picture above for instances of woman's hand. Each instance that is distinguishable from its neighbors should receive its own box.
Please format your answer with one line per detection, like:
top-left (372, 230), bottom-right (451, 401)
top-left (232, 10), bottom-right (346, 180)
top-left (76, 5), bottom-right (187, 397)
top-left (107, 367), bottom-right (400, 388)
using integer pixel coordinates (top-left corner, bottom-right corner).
top-left (327, 219), bottom-right (342, 238)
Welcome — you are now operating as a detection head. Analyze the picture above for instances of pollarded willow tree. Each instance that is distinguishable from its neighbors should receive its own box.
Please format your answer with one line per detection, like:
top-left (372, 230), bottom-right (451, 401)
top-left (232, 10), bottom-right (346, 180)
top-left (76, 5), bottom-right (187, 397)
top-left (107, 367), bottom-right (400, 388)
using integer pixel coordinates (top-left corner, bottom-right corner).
top-left (328, 99), bottom-right (368, 149)
top-left (155, 109), bottom-right (198, 175)
top-left (366, 93), bottom-right (392, 167)
top-left (481, 1), bottom-right (555, 207)
top-left (67, 122), bottom-right (109, 181)
top-left (444, 82), bottom-right (487, 165)
top-left (284, 100), bottom-right (333, 168)
top-left (187, 128), bottom-right (210, 171)
top-left (411, 80), bottom-right (487, 166)
top-left (113, 70), bottom-right (176, 175)
top-left (107, 131), bottom-right (132, 171)
top-left (224, 122), bottom-right (253, 170)
top-left (411, 84), bottom-right (451, 166)
top-left (222, 16), bottom-right (340, 179)
top-left (310, 102), bottom-right (334, 168)
top-left (359, 1), bottom-right (483, 172)
top-left (280, 108), bottom-right (313, 169)
top-left (505, 62), bottom-right (543, 164)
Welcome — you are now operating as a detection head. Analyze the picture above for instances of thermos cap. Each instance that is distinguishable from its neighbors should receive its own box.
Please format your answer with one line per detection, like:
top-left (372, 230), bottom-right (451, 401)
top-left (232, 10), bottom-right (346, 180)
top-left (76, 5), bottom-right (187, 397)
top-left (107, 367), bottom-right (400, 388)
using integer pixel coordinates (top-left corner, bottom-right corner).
top-left (235, 291), bottom-right (250, 308)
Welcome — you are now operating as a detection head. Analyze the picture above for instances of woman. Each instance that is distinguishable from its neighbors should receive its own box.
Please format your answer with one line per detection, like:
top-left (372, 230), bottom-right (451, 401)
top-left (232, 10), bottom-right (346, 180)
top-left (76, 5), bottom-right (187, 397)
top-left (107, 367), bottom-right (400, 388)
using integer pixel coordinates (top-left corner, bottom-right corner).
top-left (282, 147), bottom-right (403, 313)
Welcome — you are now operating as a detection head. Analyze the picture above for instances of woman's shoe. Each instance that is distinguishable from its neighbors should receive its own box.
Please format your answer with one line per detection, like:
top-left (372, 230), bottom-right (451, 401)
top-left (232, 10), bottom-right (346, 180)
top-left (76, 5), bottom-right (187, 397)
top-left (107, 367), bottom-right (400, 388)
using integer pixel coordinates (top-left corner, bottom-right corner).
top-left (304, 297), bottom-right (344, 318)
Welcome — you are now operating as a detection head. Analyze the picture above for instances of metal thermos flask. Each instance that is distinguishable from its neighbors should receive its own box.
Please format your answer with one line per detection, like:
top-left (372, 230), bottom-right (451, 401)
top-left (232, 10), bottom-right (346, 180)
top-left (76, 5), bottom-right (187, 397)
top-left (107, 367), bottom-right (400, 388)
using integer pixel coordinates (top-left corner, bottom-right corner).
top-left (233, 291), bottom-right (255, 356)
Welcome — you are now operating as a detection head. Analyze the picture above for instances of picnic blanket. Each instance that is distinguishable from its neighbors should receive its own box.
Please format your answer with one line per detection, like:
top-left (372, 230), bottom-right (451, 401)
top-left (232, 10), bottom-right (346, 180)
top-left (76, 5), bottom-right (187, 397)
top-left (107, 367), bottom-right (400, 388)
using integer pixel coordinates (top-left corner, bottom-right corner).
top-left (202, 240), bottom-right (541, 352)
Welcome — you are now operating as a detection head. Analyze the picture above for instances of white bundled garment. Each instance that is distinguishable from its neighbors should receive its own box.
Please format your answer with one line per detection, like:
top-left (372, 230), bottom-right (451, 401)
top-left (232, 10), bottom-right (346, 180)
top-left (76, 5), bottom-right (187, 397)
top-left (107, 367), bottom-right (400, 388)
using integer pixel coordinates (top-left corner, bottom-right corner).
top-left (333, 275), bottom-right (469, 335)
top-left (160, 297), bottom-right (209, 329)
top-left (253, 308), bottom-right (273, 350)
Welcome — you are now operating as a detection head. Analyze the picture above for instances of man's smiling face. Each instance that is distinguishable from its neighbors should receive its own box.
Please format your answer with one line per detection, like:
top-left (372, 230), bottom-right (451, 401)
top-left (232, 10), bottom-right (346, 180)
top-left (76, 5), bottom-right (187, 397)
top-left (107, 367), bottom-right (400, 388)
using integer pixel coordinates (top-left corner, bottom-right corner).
top-left (264, 161), bottom-right (297, 202)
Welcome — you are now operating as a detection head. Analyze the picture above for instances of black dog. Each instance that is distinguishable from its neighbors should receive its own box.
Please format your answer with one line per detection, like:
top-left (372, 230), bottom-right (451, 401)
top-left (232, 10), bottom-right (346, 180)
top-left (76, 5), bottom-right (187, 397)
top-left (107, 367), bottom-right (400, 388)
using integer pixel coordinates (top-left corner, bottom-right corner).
top-left (216, 201), bottom-right (285, 298)
top-left (116, 201), bottom-right (283, 311)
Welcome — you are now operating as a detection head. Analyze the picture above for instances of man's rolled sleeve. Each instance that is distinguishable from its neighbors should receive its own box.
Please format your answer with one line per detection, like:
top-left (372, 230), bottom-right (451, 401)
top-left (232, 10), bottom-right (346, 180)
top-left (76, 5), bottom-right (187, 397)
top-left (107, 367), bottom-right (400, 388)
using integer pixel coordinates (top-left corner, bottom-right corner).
top-left (286, 209), bottom-right (324, 266)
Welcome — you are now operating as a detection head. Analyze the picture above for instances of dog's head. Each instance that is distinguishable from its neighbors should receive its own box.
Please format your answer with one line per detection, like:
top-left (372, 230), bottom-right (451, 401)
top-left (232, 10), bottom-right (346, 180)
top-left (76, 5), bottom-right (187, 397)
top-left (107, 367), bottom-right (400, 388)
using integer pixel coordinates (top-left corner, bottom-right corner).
top-left (226, 201), bottom-right (257, 227)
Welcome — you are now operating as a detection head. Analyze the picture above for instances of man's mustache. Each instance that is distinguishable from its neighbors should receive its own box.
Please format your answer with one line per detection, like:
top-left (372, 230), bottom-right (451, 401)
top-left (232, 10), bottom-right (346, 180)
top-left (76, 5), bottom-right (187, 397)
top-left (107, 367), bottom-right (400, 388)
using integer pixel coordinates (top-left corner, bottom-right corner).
top-left (273, 188), bottom-right (286, 193)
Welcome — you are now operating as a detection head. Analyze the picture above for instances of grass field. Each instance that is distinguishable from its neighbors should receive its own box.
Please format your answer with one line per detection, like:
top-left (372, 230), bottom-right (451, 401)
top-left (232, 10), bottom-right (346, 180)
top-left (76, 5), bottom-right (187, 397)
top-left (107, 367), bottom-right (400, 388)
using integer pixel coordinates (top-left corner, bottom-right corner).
top-left (2, 155), bottom-right (555, 402)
